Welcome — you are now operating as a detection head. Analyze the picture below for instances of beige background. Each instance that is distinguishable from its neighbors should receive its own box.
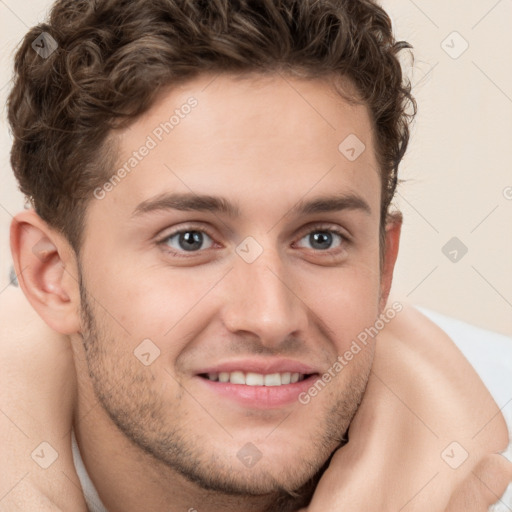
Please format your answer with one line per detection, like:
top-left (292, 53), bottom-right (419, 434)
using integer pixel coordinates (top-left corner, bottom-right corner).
top-left (0, 0), bottom-right (511, 334)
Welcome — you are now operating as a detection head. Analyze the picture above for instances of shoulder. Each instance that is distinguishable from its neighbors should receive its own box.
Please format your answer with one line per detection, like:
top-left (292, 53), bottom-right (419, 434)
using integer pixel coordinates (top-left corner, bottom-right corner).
top-left (383, 297), bottom-right (511, 387)
top-left (0, 284), bottom-right (71, 362)
top-left (411, 303), bottom-right (512, 409)
top-left (0, 284), bottom-right (74, 423)
top-left (391, 299), bottom-right (512, 434)
top-left (379, 296), bottom-right (510, 454)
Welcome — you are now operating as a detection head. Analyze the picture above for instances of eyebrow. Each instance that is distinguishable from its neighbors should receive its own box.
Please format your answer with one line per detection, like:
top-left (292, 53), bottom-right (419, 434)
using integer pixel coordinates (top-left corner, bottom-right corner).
top-left (132, 192), bottom-right (372, 218)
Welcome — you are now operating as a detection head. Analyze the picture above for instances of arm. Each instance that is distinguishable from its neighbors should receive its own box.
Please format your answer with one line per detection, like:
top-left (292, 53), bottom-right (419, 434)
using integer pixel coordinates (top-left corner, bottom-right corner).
top-left (1, 287), bottom-right (509, 511)
top-left (0, 285), bottom-right (87, 512)
top-left (304, 298), bottom-right (511, 511)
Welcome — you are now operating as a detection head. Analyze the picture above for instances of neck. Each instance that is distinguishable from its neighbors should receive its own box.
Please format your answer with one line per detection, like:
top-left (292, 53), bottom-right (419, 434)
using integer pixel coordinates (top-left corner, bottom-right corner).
top-left (72, 364), bottom-right (317, 512)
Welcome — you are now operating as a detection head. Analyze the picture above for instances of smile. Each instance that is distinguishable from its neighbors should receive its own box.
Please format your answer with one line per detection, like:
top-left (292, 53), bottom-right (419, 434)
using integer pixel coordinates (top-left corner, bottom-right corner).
top-left (201, 371), bottom-right (310, 386)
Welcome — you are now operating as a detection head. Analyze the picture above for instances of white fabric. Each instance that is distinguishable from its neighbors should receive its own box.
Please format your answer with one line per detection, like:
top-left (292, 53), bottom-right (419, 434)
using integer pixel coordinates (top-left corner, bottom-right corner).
top-left (71, 306), bottom-right (512, 510)
top-left (71, 430), bottom-right (109, 512)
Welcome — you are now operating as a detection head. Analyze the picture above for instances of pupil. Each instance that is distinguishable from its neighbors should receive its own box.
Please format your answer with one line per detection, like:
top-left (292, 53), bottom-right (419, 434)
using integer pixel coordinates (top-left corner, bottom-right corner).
top-left (311, 232), bottom-right (332, 250)
top-left (180, 231), bottom-right (202, 251)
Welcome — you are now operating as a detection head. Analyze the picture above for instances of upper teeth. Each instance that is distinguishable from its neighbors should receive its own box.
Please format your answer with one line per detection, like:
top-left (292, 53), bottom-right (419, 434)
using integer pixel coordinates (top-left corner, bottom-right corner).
top-left (206, 371), bottom-right (304, 386)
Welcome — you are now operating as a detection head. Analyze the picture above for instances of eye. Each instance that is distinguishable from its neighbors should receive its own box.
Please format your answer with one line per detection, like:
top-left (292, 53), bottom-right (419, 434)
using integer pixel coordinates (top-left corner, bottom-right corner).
top-left (295, 227), bottom-right (348, 252)
top-left (160, 228), bottom-right (215, 255)
top-left (156, 223), bottom-right (349, 259)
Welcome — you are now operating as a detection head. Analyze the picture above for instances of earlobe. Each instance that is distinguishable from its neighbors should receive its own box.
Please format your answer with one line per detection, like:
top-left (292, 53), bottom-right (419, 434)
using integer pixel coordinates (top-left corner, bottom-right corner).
top-left (379, 211), bottom-right (402, 312)
top-left (10, 210), bottom-right (81, 334)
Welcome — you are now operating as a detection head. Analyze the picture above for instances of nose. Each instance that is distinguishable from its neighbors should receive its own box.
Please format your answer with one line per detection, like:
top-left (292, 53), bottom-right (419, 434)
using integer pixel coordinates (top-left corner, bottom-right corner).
top-left (221, 243), bottom-right (309, 349)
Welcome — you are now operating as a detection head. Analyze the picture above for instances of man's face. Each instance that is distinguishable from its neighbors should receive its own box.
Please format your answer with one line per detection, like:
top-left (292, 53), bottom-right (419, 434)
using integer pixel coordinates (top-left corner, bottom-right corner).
top-left (76, 73), bottom-right (386, 494)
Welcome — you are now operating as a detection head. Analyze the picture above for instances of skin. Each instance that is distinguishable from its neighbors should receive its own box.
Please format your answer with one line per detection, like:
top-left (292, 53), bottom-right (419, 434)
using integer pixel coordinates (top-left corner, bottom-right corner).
top-left (1, 287), bottom-right (510, 511)
top-left (3, 72), bottom-right (511, 511)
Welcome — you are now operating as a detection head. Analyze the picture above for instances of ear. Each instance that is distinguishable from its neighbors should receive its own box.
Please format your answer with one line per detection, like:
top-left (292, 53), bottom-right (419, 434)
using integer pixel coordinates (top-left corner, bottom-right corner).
top-left (10, 210), bottom-right (81, 334)
top-left (379, 211), bottom-right (402, 313)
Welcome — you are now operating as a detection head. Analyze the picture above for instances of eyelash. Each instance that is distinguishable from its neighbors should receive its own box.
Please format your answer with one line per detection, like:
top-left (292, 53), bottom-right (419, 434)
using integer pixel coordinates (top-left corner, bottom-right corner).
top-left (157, 223), bottom-right (350, 259)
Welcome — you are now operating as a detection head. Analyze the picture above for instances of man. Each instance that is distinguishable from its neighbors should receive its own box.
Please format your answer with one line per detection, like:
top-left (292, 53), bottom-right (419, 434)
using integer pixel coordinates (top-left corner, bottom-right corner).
top-left (1, 0), bottom-right (510, 510)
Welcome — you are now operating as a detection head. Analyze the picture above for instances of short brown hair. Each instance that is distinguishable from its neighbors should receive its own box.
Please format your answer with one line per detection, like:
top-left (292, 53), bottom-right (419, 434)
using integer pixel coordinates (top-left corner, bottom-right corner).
top-left (7, 0), bottom-right (416, 253)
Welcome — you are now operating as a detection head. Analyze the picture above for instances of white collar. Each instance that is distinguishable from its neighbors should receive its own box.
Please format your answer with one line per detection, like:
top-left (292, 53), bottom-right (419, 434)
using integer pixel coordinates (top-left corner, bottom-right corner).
top-left (71, 430), bottom-right (109, 512)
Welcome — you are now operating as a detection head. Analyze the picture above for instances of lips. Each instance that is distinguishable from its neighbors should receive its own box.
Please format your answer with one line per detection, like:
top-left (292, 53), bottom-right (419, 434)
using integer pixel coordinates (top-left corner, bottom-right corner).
top-left (194, 358), bottom-right (320, 408)
top-left (195, 358), bottom-right (318, 377)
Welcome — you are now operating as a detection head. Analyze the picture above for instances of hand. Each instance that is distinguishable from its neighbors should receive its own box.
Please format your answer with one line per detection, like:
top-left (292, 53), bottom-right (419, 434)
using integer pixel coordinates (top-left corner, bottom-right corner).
top-left (1, 290), bottom-right (509, 511)
top-left (301, 301), bottom-right (510, 511)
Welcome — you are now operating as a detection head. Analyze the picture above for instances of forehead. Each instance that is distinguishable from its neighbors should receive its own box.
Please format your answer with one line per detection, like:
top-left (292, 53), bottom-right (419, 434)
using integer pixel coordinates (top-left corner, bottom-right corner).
top-left (92, 73), bottom-right (380, 225)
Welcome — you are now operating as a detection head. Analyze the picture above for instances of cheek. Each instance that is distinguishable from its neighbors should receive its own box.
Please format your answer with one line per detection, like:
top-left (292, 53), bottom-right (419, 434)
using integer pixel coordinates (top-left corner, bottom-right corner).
top-left (298, 260), bottom-right (382, 353)
top-left (82, 219), bottom-right (381, 359)
top-left (83, 259), bottom-right (222, 360)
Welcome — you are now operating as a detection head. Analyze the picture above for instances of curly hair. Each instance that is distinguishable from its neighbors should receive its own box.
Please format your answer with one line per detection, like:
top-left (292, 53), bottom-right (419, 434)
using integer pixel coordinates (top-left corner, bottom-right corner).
top-left (7, 0), bottom-right (416, 253)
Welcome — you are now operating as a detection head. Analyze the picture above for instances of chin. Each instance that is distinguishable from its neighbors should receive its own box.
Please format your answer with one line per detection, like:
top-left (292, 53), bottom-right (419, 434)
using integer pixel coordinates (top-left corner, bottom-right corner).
top-left (160, 420), bottom-right (343, 496)
top-left (176, 444), bottom-right (331, 498)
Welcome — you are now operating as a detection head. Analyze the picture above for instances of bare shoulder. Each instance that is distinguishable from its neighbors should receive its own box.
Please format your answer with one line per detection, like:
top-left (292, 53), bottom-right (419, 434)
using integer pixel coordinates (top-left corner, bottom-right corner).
top-left (0, 285), bottom-right (72, 367)
top-left (0, 284), bottom-right (75, 421)
top-left (0, 283), bottom-right (61, 334)
top-left (377, 296), bottom-right (509, 453)
top-left (382, 297), bottom-right (479, 364)
top-left (0, 286), bottom-right (85, 511)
